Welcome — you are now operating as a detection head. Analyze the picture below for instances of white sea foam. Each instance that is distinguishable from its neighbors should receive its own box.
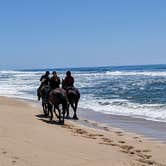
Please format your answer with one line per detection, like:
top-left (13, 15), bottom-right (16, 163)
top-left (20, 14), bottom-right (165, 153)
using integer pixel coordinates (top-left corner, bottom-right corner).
top-left (105, 71), bottom-right (166, 77)
top-left (79, 97), bottom-right (166, 122)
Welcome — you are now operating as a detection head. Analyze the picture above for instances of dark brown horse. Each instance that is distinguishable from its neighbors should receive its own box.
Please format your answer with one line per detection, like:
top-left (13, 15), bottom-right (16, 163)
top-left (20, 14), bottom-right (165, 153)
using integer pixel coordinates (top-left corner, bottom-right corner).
top-left (62, 80), bottom-right (80, 120)
top-left (48, 88), bottom-right (68, 124)
top-left (37, 85), bottom-right (50, 116)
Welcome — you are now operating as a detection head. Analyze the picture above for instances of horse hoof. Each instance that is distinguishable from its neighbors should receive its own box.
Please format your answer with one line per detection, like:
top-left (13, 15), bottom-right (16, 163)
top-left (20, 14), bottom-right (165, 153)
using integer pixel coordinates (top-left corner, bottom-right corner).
top-left (44, 112), bottom-right (48, 116)
top-left (73, 116), bottom-right (79, 120)
top-left (66, 116), bottom-right (71, 119)
top-left (59, 120), bottom-right (64, 125)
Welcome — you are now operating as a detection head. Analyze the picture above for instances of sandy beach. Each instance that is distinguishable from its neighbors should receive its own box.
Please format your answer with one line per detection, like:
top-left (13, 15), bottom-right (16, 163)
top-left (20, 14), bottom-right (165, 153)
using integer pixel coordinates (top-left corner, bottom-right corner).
top-left (0, 97), bottom-right (166, 166)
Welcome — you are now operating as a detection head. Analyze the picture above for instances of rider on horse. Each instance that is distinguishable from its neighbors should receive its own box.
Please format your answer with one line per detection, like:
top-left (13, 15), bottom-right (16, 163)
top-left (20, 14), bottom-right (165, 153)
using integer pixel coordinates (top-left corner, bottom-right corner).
top-left (40, 71), bottom-right (50, 85)
top-left (50, 71), bottom-right (61, 89)
top-left (63, 71), bottom-right (74, 89)
top-left (37, 71), bottom-right (50, 100)
top-left (44, 71), bottom-right (61, 101)
top-left (62, 71), bottom-right (80, 119)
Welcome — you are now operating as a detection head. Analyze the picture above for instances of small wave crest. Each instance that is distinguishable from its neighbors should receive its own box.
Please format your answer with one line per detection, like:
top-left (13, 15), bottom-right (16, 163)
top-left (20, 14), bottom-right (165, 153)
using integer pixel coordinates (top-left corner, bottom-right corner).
top-left (105, 71), bottom-right (166, 77)
top-left (79, 97), bottom-right (166, 122)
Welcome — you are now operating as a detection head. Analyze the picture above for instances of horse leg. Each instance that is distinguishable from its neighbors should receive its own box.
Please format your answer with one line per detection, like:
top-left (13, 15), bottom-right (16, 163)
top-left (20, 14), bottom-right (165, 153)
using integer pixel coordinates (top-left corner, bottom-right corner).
top-left (48, 104), bottom-right (53, 120)
top-left (45, 103), bottom-right (50, 116)
top-left (46, 103), bottom-right (50, 116)
top-left (53, 106), bottom-right (59, 118)
top-left (72, 101), bottom-right (78, 120)
top-left (62, 107), bottom-right (65, 124)
top-left (42, 102), bottom-right (45, 112)
top-left (57, 107), bottom-right (62, 123)
top-left (42, 102), bottom-right (47, 116)
top-left (37, 88), bottom-right (40, 100)
top-left (66, 103), bottom-right (70, 118)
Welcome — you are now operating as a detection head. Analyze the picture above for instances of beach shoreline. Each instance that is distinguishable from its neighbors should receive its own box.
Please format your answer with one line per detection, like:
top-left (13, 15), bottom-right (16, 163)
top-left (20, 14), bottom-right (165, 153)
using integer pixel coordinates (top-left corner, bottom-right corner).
top-left (77, 108), bottom-right (166, 143)
top-left (0, 96), bottom-right (166, 166)
top-left (5, 95), bottom-right (166, 142)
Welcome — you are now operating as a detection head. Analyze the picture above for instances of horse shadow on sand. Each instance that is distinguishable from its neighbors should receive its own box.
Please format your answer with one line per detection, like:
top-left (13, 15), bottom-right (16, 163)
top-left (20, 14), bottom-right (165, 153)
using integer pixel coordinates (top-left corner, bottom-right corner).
top-left (36, 113), bottom-right (78, 126)
top-left (36, 114), bottom-right (65, 125)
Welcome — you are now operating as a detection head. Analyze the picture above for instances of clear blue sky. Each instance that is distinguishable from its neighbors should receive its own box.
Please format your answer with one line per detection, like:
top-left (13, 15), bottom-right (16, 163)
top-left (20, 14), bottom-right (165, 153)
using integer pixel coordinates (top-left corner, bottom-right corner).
top-left (0, 0), bottom-right (166, 69)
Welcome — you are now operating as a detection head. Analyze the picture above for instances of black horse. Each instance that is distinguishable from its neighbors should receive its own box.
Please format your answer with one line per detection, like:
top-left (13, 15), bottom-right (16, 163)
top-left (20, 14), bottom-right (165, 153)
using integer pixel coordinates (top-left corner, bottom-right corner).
top-left (48, 88), bottom-right (68, 124)
top-left (62, 80), bottom-right (80, 120)
top-left (37, 85), bottom-right (50, 116)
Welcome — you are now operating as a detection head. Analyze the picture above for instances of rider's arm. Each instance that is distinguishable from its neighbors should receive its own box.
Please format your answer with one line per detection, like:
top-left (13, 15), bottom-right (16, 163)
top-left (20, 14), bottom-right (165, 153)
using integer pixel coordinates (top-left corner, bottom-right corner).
top-left (40, 76), bottom-right (44, 81)
top-left (72, 77), bottom-right (74, 84)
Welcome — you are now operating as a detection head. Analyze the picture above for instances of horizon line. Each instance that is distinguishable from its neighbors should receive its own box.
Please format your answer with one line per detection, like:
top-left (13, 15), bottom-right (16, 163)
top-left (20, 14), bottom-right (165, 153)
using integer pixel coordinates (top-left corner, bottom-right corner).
top-left (1, 63), bottom-right (166, 71)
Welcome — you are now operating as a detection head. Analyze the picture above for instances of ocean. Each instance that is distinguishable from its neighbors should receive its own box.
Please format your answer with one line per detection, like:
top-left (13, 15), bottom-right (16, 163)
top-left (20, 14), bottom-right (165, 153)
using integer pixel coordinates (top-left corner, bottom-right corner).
top-left (1, 64), bottom-right (166, 122)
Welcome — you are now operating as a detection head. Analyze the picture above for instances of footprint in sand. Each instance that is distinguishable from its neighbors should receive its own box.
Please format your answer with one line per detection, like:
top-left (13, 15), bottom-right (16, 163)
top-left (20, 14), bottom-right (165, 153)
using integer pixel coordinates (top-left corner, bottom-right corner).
top-left (87, 134), bottom-right (98, 138)
top-left (137, 158), bottom-right (154, 165)
top-left (103, 127), bottom-right (109, 131)
top-left (135, 149), bottom-right (141, 153)
top-left (12, 156), bottom-right (19, 160)
top-left (119, 145), bottom-right (134, 154)
top-left (83, 135), bottom-right (97, 139)
top-left (133, 136), bottom-right (139, 139)
top-left (115, 131), bottom-right (124, 136)
top-left (99, 137), bottom-right (116, 146)
top-left (12, 160), bottom-right (16, 164)
top-left (99, 142), bottom-right (114, 146)
top-left (11, 156), bottom-right (20, 164)
top-left (137, 153), bottom-right (152, 160)
top-left (118, 141), bottom-right (125, 144)
top-left (75, 128), bottom-right (88, 135)
top-left (115, 131), bottom-right (123, 134)
top-left (62, 124), bottom-right (74, 130)
top-left (122, 145), bottom-right (133, 149)
top-left (2, 151), bottom-right (7, 154)
top-left (142, 149), bottom-right (151, 153)
top-left (81, 133), bottom-right (104, 140)
top-left (101, 137), bottom-right (112, 143)
top-left (83, 120), bottom-right (89, 123)
top-left (91, 122), bottom-right (98, 126)
top-left (144, 154), bottom-right (152, 159)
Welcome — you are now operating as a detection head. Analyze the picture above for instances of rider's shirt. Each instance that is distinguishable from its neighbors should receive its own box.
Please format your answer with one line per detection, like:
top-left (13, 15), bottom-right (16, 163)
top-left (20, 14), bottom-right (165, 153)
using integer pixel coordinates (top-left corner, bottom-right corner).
top-left (40, 75), bottom-right (50, 86)
top-left (50, 76), bottom-right (60, 89)
top-left (64, 76), bottom-right (74, 88)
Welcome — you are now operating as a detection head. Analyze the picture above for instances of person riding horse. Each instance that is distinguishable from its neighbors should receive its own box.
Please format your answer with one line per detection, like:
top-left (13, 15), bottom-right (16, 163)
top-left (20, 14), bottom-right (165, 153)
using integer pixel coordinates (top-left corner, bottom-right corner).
top-left (38, 70), bottom-right (80, 122)
top-left (63, 71), bottom-right (74, 90)
top-left (37, 71), bottom-right (50, 100)
top-left (47, 71), bottom-right (68, 123)
top-left (62, 71), bottom-right (80, 119)
top-left (50, 71), bottom-right (61, 89)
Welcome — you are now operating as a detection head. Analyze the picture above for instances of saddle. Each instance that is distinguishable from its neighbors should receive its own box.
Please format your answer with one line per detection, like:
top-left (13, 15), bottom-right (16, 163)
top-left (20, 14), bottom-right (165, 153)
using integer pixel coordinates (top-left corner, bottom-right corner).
top-left (66, 87), bottom-right (79, 96)
top-left (51, 88), bottom-right (67, 100)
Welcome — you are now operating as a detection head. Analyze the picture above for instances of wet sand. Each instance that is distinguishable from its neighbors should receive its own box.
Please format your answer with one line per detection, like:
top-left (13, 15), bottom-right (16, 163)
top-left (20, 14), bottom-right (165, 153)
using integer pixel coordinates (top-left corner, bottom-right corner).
top-left (77, 108), bottom-right (166, 142)
top-left (0, 96), bottom-right (166, 166)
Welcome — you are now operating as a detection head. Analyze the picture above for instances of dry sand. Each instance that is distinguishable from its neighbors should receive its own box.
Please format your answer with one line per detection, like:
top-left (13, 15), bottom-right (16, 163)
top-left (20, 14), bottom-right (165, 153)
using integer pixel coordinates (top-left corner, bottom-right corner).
top-left (0, 96), bottom-right (166, 166)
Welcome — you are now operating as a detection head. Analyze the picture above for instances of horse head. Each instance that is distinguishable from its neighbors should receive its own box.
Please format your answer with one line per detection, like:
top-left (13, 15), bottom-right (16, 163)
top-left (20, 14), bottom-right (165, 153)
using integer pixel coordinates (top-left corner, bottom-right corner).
top-left (39, 85), bottom-right (50, 99)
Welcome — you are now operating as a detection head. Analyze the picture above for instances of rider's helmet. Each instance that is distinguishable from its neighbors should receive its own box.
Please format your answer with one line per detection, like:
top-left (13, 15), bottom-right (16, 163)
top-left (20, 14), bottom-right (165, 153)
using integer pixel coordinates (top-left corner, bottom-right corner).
top-left (45, 71), bottom-right (50, 76)
top-left (66, 70), bottom-right (71, 77)
top-left (52, 71), bottom-right (57, 75)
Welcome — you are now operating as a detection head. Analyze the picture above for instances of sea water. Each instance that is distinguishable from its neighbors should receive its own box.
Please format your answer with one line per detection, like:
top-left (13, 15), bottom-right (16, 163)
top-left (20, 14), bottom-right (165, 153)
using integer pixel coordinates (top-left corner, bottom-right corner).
top-left (1, 64), bottom-right (166, 122)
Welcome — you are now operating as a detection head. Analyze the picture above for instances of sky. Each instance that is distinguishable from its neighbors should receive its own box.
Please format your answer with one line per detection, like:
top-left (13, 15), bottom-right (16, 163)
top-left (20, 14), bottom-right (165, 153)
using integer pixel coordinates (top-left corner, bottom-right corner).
top-left (0, 0), bottom-right (166, 69)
